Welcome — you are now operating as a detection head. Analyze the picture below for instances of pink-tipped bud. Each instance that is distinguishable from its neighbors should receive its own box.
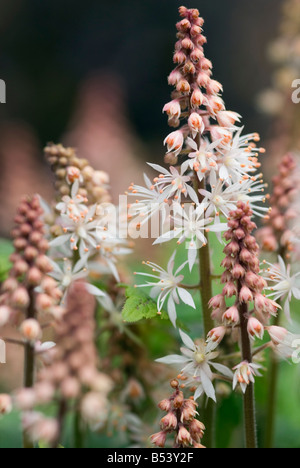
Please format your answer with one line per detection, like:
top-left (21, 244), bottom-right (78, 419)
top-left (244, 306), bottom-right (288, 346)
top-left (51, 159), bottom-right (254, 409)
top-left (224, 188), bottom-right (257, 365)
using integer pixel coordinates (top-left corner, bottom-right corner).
top-left (151, 431), bottom-right (167, 448)
top-left (239, 286), bottom-right (253, 303)
top-left (66, 166), bottom-right (81, 184)
top-left (35, 255), bottom-right (53, 273)
top-left (61, 377), bottom-right (81, 399)
top-left (27, 267), bottom-right (43, 286)
top-left (231, 264), bottom-right (245, 279)
top-left (190, 48), bottom-right (204, 63)
top-left (176, 79), bottom-right (191, 94)
top-left (161, 412), bottom-right (178, 430)
top-left (32, 418), bottom-right (59, 444)
top-left (36, 293), bottom-right (53, 313)
top-left (207, 326), bottom-right (226, 344)
top-left (224, 241), bottom-right (240, 256)
top-left (0, 306), bottom-right (11, 327)
top-left (191, 89), bottom-right (204, 107)
top-left (163, 100), bottom-right (181, 120)
top-left (20, 319), bottom-right (42, 342)
top-left (14, 260), bottom-right (29, 276)
top-left (164, 131), bottom-right (184, 156)
top-left (197, 71), bottom-right (210, 87)
top-left (208, 294), bottom-right (225, 310)
top-left (2, 277), bottom-right (19, 293)
top-left (248, 317), bottom-right (264, 340)
top-left (239, 248), bottom-right (253, 264)
top-left (15, 388), bottom-right (36, 411)
top-left (168, 69), bottom-right (183, 86)
top-left (0, 394), bottom-right (12, 414)
top-left (223, 306), bottom-right (240, 326)
top-left (267, 326), bottom-right (288, 345)
top-left (11, 287), bottom-right (30, 309)
top-left (223, 282), bottom-right (237, 298)
top-left (158, 399), bottom-right (171, 412)
top-left (217, 111), bottom-right (241, 127)
top-left (177, 425), bottom-right (192, 445)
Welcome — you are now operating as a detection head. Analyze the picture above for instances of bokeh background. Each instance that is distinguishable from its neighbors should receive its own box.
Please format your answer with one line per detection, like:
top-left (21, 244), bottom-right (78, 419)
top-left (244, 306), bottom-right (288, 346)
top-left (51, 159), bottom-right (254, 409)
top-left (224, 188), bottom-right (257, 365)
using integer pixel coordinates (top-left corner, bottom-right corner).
top-left (0, 0), bottom-right (300, 448)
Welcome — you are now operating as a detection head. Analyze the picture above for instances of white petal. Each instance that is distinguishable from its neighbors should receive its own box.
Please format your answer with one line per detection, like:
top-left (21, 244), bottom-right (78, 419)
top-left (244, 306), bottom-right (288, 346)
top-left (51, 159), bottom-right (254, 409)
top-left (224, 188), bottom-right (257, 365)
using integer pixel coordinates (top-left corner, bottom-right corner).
top-left (156, 355), bottom-right (190, 365)
top-left (200, 370), bottom-right (216, 402)
top-left (179, 329), bottom-right (196, 351)
top-left (211, 362), bottom-right (234, 379)
top-left (177, 288), bottom-right (196, 309)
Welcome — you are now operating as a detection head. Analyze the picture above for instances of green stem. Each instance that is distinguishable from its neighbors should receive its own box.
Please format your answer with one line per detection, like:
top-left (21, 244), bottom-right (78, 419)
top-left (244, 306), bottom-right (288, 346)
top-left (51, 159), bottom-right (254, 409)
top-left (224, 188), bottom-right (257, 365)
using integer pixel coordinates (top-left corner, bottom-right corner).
top-left (195, 176), bottom-right (215, 448)
top-left (23, 289), bottom-right (36, 449)
top-left (264, 314), bottom-right (280, 448)
top-left (238, 297), bottom-right (257, 449)
top-left (74, 410), bottom-right (84, 449)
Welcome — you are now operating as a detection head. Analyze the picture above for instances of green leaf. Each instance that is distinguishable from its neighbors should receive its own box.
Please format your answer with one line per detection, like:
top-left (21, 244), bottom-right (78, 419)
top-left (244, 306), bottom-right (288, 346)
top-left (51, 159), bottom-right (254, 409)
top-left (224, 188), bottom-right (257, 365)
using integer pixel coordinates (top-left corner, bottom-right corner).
top-left (122, 287), bottom-right (169, 323)
top-left (0, 238), bottom-right (13, 281)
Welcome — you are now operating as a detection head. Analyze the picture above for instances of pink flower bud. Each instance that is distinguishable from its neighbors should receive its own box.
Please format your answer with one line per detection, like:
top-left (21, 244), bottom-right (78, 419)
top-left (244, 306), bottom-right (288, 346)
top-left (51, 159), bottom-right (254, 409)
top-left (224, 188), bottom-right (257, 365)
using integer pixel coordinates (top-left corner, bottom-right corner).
top-left (36, 293), bottom-right (53, 313)
top-left (20, 319), bottom-right (42, 342)
top-left (24, 246), bottom-right (39, 261)
top-left (66, 166), bottom-right (81, 184)
top-left (223, 282), bottom-right (237, 298)
top-left (177, 425), bottom-right (192, 445)
top-left (14, 260), bottom-right (29, 276)
top-left (161, 412), bottom-right (178, 430)
top-left (224, 241), bottom-right (240, 255)
top-left (158, 399), bottom-right (172, 412)
top-left (151, 431), bottom-right (167, 448)
top-left (15, 388), bottom-right (36, 410)
top-left (231, 264), bottom-right (245, 279)
top-left (0, 306), bottom-right (11, 327)
top-left (207, 326), bottom-right (226, 344)
top-left (163, 100), bottom-right (181, 120)
top-left (2, 277), bottom-right (18, 292)
top-left (176, 79), bottom-right (191, 94)
top-left (223, 306), bottom-right (240, 326)
top-left (267, 326), bottom-right (288, 345)
top-left (208, 294), bottom-right (225, 310)
top-left (0, 394), bottom-right (12, 414)
top-left (239, 286), bottom-right (253, 303)
top-left (164, 131), bottom-right (184, 156)
top-left (61, 377), bottom-right (81, 399)
top-left (188, 112), bottom-right (205, 138)
top-left (11, 287), bottom-right (30, 309)
top-left (168, 70), bottom-right (183, 86)
top-left (191, 89), bottom-right (204, 107)
top-left (248, 317), bottom-right (264, 340)
top-left (217, 111), bottom-right (241, 127)
top-left (35, 255), bottom-right (53, 273)
top-left (197, 71), bottom-right (210, 87)
top-left (32, 418), bottom-right (59, 444)
top-left (27, 267), bottom-right (43, 286)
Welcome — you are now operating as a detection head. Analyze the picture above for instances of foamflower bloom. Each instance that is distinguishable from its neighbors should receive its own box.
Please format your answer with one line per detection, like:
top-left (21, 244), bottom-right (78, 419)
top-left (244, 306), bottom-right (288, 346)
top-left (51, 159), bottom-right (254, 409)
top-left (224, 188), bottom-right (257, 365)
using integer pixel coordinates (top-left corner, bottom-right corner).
top-left (263, 256), bottom-right (300, 320)
top-left (156, 330), bottom-right (233, 401)
top-left (134, 252), bottom-right (195, 327)
top-left (233, 361), bottom-right (263, 394)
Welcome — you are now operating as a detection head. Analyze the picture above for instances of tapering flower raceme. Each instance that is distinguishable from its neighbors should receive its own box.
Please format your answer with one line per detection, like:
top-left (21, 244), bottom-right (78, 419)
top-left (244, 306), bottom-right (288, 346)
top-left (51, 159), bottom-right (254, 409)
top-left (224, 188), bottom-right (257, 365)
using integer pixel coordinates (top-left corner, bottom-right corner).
top-left (134, 252), bottom-right (196, 327)
top-left (208, 202), bottom-right (282, 393)
top-left (262, 256), bottom-right (300, 320)
top-left (233, 362), bottom-right (263, 394)
top-left (156, 330), bottom-right (233, 402)
top-left (154, 202), bottom-right (227, 271)
top-left (150, 379), bottom-right (206, 449)
top-left (45, 143), bottom-right (111, 205)
top-left (0, 196), bottom-right (63, 333)
top-left (19, 282), bottom-right (113, 446)
top-left (257, 153), bottom-right (300, 256)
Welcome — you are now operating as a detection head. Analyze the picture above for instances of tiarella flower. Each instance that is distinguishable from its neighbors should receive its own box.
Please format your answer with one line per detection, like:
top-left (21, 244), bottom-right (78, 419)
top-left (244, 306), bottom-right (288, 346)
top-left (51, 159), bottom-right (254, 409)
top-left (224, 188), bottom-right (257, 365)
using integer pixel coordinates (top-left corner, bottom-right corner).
top-left (217, 128), bottom-right (262, 184)
top-left (263, 256), bottom-right (300, 320)
top-left (216, 111), bottom-right (241, 128)
top-left (235, 177), bottom-right (269, 218)
top-left (199, 171), bottom-right (238, 219)
top-left (247, 317), bottom-right (264, 340)
top-left (233, 361), bottom-right (263, 394)
top-left (185, 137), bottom-right (219, 181)
top-left (127, 174), bottom-right (166, 224)
top-left (154, 202), bottom-right (227, 271)
top-left (149, 164), bottom-right (198, 204)
top-left (267, 326), bottom-right (300, 359)
top-left (134, 252), bottom-right (195, 327)
top-left (156, 330), bottom-right (233, 402)
top-left (164, 131), bottom-right (184, 156)
top-left (56, 181), bottom-right (88, 218)
top-left (51, 204), bottom-right (101, 258)
top-left (188, 113), bottom-right (205, 138)
top-left (49, 256), bottom-right (88, 302)
top-left (163, 100), bottom-right (182, 127)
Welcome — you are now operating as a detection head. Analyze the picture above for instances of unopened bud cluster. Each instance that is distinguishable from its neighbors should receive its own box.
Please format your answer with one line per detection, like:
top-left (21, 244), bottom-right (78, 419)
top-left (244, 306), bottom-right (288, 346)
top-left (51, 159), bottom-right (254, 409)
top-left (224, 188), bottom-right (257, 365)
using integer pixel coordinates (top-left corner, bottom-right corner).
top-left (20, 282), bottom-right (113, 445)
top-left (209, 202), bottom-right (280, 339)
top-left (0, 195), bottom-right (63, 337)
top-left (150, 379), bottom-right (205, 448)
top-left (45, 143), bottom-right (111, 205)
top-left (257, 153), bottom-right (300, 257)
top-left (163, 6), bottom-right (243, 163)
